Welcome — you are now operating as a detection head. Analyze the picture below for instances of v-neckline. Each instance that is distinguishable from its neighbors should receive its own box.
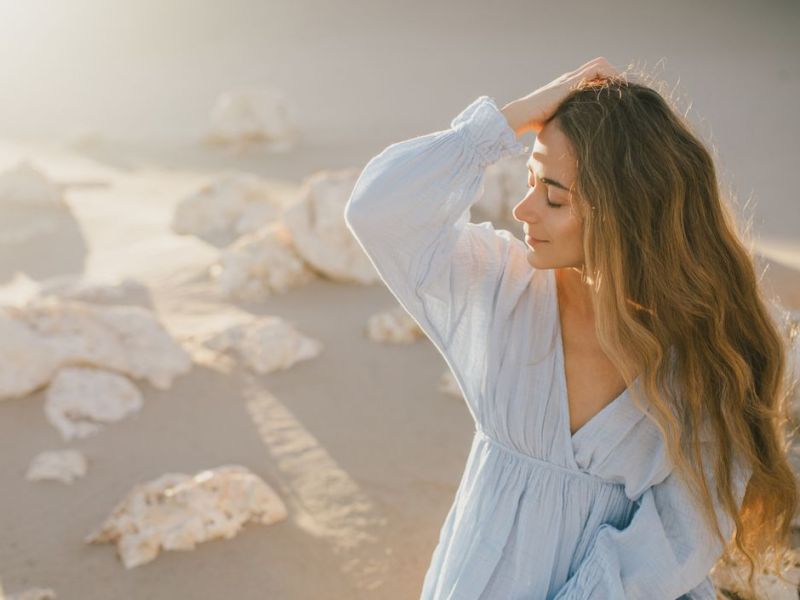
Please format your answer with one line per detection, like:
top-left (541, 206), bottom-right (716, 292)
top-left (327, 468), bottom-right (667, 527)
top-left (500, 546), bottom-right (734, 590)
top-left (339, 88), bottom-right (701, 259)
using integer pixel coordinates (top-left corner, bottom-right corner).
top-left (550, 268), bottom-right (635, 444)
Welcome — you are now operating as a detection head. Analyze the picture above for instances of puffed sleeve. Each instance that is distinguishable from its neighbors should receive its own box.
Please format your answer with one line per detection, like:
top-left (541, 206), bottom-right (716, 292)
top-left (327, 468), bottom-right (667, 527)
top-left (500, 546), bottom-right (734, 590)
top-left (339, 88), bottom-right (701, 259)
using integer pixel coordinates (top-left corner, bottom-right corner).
top-left (552, 443), bottom-right (752, 600)
top-left (344, 95), bottom-right (528, 409)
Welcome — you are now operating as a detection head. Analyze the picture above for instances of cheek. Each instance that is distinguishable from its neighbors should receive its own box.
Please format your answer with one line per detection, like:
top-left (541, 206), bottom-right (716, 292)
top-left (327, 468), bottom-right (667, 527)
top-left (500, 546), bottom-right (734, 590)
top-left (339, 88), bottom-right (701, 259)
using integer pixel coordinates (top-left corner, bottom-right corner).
top-left (551, 213), bottom-right (583, 244)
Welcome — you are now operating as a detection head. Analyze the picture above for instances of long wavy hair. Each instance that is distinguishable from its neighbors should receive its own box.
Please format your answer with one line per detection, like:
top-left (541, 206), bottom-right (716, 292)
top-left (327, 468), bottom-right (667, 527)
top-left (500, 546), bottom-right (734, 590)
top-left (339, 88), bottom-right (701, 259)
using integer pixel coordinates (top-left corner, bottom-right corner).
top-left (544, 68), bottom-right (799, 594)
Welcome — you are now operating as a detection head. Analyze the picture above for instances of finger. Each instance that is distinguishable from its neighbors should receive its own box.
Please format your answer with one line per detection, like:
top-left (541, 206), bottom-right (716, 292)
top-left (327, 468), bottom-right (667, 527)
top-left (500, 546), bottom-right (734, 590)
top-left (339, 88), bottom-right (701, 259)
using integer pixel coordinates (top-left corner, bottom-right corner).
top-left (579, 62), bottom-right (621, 83)
top-left (567, 57), bottom-right (605, 77)
top-left (578, 58), bottom-right (614, 77)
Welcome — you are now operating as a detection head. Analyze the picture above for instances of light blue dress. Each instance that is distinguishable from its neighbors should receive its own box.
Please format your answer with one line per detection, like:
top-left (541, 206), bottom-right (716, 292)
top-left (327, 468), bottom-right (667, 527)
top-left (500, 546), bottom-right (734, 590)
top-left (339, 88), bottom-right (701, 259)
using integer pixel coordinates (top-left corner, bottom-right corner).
top-left (344, 95), bottom-right (752, 600)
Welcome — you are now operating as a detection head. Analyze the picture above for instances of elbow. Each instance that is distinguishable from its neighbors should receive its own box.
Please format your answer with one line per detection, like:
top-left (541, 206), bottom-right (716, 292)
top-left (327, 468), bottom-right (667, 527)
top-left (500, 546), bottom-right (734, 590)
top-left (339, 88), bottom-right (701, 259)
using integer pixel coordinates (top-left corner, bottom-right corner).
top-left (344, 148), bottom-right (406, 242)
top-left (343, 147), bottom-right (398, 232)
top-left (344, 170), bottom-right (390, 240)
top-left (343, 165), bottom-right (377, 233)
top-left (343, 192), bottom-right (363, 231)
top-left (343, 184), bottom-right (382, 250)
top-left (343, 192), bottom-right (370, 241)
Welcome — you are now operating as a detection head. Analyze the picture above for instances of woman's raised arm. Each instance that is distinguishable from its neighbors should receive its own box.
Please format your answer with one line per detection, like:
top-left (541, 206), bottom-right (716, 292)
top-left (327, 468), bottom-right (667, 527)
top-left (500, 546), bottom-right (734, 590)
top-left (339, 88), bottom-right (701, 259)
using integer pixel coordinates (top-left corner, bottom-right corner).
top-left (344, 95), bottom-right (527, 411)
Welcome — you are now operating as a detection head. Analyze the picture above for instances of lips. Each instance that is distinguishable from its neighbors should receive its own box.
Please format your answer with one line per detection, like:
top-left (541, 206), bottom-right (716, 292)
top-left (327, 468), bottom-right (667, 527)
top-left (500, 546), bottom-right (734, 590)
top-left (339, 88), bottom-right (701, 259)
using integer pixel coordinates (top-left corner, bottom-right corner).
top-left (526, 234), bottom-right (548, 242)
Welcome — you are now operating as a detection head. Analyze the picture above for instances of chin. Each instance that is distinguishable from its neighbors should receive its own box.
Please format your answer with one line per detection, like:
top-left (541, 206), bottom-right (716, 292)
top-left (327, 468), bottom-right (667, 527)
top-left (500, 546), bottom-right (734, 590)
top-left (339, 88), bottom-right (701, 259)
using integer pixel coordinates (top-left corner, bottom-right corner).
top-left (525, 249), bottom-right (552, 270)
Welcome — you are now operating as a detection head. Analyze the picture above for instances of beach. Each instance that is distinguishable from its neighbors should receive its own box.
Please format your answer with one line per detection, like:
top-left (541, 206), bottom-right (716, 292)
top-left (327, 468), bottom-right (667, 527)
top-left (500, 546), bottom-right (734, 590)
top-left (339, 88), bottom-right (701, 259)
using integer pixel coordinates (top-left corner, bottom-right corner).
top-left (0, 1), bottom-right (798, 598)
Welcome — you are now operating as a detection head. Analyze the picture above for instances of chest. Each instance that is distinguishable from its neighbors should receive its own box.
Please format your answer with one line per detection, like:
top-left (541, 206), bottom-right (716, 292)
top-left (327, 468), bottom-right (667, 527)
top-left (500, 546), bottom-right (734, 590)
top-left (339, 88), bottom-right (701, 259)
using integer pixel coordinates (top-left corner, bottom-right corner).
top-left (560, 316), bottom-right (629, 436)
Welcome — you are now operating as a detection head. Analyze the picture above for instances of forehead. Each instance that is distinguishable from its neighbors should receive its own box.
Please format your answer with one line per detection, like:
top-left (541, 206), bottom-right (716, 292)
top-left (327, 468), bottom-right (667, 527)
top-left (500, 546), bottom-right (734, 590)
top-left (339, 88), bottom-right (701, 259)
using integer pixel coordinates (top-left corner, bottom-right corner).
top-left (530, 121), bottom-right (575, 173)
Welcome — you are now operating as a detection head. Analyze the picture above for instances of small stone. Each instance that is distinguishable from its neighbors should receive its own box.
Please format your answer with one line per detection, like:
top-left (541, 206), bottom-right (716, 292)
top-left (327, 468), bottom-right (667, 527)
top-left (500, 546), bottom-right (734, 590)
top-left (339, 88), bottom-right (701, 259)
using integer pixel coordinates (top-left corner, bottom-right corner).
top-left (366, 306), bottom-right (424, 344)
top-left (26, 449), bottom-right (88, 484)
top-left (210, 221), bottom-right (316, 301)
top-left (44, 367), bottom-right (143, 440)
top-left (6, 587), bottom-right (57, 600)
top-left (202, 316), bottom-right (322, 374)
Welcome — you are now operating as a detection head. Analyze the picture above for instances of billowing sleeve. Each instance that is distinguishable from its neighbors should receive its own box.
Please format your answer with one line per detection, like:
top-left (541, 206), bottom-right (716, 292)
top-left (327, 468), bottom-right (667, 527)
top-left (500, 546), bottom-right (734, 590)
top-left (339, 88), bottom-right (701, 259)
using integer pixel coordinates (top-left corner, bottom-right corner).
top-left (552, 443), bottom-right (753, 600)
top-left (344, 95), bottom-right (528, 406)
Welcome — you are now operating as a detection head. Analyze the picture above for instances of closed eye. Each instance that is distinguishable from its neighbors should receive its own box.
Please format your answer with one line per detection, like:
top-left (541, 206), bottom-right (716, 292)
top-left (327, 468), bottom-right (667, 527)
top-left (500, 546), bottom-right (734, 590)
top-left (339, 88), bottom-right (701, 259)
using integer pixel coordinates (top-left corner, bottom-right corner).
top-left (528, 176), bottom-right (563, 208)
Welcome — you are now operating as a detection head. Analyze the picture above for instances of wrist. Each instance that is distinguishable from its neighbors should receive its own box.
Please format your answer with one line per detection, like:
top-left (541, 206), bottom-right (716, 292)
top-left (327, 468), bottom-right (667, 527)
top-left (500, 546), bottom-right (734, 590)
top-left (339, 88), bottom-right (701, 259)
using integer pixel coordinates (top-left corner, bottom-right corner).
top-left (500, 99), bottom-right (533, 137)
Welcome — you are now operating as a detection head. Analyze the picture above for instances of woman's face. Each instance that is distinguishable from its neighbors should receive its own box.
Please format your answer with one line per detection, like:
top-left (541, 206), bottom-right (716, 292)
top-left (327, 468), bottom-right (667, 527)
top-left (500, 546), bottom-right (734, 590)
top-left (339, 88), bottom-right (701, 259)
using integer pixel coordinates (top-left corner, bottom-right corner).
top-left (512, 120), bottom-right (584, 270)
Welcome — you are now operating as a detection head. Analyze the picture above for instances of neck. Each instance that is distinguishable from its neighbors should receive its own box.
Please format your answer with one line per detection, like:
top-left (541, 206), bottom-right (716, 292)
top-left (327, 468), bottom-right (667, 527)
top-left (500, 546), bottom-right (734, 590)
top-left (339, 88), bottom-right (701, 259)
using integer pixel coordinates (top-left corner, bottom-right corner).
top-left (555, 267), bottom-right (595, 320)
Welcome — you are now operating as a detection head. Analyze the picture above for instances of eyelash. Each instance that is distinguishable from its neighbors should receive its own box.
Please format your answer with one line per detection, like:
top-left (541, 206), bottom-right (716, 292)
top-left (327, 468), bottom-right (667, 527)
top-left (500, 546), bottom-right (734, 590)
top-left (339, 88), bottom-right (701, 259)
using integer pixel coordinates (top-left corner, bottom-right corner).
top-left (527, 178), bottom-right (561, 208)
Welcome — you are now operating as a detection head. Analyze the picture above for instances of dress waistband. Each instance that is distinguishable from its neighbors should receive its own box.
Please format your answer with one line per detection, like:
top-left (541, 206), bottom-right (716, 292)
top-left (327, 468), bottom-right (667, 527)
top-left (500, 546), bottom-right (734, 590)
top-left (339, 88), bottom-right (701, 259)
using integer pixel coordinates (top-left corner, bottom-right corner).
top-left (473, 428), bottom-right (623, 488)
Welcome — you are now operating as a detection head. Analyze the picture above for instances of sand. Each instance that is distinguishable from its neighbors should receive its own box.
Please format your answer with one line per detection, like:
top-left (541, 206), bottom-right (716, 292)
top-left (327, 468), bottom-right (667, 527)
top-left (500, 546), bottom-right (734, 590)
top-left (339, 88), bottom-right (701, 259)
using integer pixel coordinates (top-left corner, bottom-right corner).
top-left (0, 1), bottom-right (798, 598)
top-left (0, 137), bottom-right (474, 598)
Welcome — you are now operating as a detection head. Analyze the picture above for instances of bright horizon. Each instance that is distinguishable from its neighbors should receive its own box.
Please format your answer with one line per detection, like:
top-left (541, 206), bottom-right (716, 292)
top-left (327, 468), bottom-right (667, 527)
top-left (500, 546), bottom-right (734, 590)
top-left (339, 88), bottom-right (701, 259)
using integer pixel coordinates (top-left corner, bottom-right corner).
top-left (0, 0), bottom-right (797, 245)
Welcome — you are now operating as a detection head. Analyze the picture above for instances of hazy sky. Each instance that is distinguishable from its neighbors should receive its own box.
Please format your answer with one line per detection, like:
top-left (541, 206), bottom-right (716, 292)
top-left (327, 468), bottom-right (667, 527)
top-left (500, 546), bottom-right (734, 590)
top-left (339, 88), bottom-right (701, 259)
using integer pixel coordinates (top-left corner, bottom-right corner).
top-left (0, 0), bottom-right (797, 240)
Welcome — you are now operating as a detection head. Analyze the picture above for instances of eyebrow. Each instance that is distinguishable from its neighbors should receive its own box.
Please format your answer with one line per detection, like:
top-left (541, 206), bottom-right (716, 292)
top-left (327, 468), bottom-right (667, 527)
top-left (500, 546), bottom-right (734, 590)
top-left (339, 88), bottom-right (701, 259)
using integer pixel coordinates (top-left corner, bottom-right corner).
top-left (526, 160), bottom-right (570, 192)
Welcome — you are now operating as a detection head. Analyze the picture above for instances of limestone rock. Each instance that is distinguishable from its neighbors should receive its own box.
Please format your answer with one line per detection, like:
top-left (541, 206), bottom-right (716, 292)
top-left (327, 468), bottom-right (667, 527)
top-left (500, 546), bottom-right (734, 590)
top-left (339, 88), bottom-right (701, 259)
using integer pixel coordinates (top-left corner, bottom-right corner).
top-left (0, 219), bottom-right (61, 245)
top-left (366, 306), bottom-right (424, 344)
top-left (45, 367), bottom-right (143, 440)
top-left (0, 160), bottom-right (64, 208)
top-left (784, 310), bottom-right (800, 422)
top-left (172, 172), bottom-right (284, 239)
top-left (36, 276), bottom-right (151, 308)
top-left (210, 221), bottom-right (317, 301)
top-left (0, 160), bottom-right (67, 245)
top-left (782, 308), bottom-right (800, 529)
top-left (473, 154), bottom-right (529, 222)
top-left (4, 297), bottom-right (192, 391)
top-left (26, 449), bottom-right (88, 483)
top-left (284, 168), bottom-right (381, 284)
top-left (202, 316), bottom-right (322, 374)
top-left (235, 200), bottom-right (284, 236)
top-left (0, 311), bottom-right (61, 400)
top-left (204, 88), bottom-right (299, 152)
top-left (711, 549), bottom-right (800, 600)
top-left (85, 465), bottom-right (289, 569)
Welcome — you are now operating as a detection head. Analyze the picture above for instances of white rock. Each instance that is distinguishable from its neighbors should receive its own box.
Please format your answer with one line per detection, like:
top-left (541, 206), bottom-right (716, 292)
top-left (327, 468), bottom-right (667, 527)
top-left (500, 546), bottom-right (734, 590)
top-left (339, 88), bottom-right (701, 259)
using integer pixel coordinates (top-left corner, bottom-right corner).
top-left (26, 449), bottom-right (88, 483)
top-left (203, 316), bottom-right (322, 374)
top-left (5, 297), bottom-right (192, 391)
top-left (171, 172), bottom-right (284, 239)
top-left (790, 328), bottom-right (800, 427)
top-left (439, 370), bottom-right (463, 398)
top-left (0, 311), bottom-right (62, 400)
top-left (711, 550), bottom-right (800, 600)
top-left (210, 221), bottom-right (317, 301)
top-left (0, 218), bottom-right (60, 245)
top-left (0, 160), bottom-right (64, 207)
top-left (284, 168), bottom-right (381, 284)
top-left (85, 465), bottom-right (289, 569)
top-left (6, 587), bottom-right (57, 600)
top-left (769, 302), bottom-right (800, 472)
top-left (473, 154), bottom-right (529, 222)
top-left (205, 88), bottom-right (299, 151)
top-left (45, 367), bottom-right (143, 440)
top-left (366, 306), bottom-right (424, 344)
top-left (0, 161), bottom-right (68, 245)
top-left (36, 276), bottom-right (150, 308)
top-left (235, 200), bottom-right (283, 236)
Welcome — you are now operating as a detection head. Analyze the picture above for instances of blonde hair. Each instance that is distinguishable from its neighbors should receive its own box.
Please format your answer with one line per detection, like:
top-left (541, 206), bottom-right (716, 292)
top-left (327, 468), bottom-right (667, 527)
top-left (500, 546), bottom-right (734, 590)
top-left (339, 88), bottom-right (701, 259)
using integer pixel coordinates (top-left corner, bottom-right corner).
top-left (544, 66), bottom-right (799, 595)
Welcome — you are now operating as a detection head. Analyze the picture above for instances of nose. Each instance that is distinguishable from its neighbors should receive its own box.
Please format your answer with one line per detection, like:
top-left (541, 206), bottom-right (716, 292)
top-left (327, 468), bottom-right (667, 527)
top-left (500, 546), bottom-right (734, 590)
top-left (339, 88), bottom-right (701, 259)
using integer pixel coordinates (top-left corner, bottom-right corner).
top-left (512, 185), bottom-right (541, 226)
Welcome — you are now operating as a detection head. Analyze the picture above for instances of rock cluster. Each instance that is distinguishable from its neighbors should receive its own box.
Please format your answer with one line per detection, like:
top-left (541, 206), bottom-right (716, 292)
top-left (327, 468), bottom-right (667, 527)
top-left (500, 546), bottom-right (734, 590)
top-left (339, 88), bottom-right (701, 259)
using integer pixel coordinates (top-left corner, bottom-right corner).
top-left (85, 465), bottom-right (288, 569)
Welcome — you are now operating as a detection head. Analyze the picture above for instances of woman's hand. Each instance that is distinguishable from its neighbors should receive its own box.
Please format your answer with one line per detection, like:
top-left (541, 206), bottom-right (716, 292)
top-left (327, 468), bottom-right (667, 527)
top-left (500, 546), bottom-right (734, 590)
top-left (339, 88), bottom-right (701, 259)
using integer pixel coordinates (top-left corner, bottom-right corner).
top-left (501, 57), bottom-right (621, 136)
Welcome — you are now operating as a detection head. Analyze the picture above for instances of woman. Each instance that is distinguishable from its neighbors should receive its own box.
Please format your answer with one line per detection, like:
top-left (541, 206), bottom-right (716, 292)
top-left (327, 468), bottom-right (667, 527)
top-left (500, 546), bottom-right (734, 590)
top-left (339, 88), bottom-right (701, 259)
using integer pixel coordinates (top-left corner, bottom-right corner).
top-left (344, 57), bottom-right (798, 599)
